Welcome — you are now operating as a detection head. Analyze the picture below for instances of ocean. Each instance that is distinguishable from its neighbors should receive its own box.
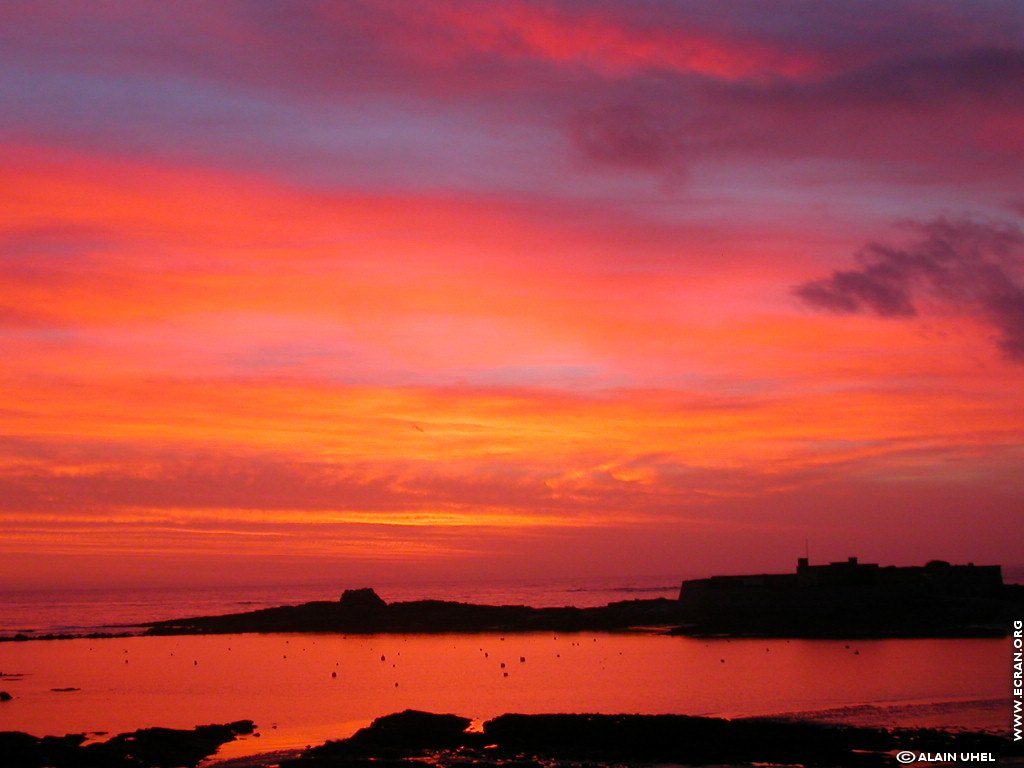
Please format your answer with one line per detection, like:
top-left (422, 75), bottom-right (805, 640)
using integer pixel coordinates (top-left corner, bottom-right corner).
top-left (0, 576), bottom-right (1018, 763)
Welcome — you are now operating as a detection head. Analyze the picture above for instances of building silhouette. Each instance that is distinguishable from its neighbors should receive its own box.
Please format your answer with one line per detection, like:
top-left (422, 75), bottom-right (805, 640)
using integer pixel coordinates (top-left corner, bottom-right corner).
top-left (678, 557), bottom-right (1004, 613)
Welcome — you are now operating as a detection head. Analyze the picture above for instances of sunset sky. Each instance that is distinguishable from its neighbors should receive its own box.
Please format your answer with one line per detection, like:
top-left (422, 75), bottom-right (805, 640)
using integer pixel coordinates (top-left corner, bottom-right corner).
top-left (2, 1), bottom-right (1022, 589)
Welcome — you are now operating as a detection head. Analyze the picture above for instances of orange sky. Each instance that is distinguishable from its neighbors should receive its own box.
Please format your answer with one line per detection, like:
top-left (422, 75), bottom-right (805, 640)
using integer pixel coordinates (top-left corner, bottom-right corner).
top-left (1, 1), bottom-right (1022, 588)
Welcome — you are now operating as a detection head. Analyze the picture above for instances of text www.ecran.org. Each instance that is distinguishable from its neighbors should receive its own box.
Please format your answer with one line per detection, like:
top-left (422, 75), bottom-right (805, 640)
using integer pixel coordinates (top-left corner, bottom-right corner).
top-left (1013, 619), bottom-right (1022, 741)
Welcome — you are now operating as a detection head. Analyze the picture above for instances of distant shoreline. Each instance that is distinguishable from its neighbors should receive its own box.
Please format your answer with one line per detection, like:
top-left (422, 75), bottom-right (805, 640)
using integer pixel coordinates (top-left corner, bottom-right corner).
top-left (5, 569), bottom-right (1022, 642)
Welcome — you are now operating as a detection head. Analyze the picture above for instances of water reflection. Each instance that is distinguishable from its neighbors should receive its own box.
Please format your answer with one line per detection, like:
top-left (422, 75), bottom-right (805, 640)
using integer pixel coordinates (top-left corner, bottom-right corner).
top-left (0, 633), bottom-right (1007, 759)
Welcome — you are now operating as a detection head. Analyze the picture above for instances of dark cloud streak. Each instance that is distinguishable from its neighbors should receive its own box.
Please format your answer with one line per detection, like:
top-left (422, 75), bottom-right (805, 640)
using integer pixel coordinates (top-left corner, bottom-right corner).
top-left (568, 44), bottom-right (1024, 178)
top-left (794, 218), bottom-right (1024, 361)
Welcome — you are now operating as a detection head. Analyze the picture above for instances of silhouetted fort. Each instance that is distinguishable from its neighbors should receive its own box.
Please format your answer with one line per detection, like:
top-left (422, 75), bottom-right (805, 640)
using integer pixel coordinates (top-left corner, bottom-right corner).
top-left (678, 557), bottom-right (1004, 611)
top-left (123, 555), bottom-right (1017, 640)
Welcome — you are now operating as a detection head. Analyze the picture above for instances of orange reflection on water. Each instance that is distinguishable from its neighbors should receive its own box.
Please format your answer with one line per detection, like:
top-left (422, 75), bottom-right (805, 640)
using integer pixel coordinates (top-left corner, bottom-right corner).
top-left (0, 633), bottom-right (1007, 760)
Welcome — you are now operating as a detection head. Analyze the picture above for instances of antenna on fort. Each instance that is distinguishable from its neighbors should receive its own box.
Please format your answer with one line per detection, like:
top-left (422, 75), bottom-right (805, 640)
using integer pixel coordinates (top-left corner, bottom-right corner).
top-left (804, 538), bottom-right (810, 561)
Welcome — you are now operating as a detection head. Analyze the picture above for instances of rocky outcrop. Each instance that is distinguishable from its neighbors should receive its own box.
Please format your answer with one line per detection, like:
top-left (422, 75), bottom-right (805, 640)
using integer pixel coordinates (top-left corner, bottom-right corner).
top-left (144, 595), bottom-right (685, 636)
top-left (5, 710), bottom-right (1019, 767)
top-left (276, 710), bottom-right (1020, 768)
top-left (0, 721), bottom-right (255, 768)
top-left (339, 588), bottom-right (388, 612)
top-left (301, 710), bottom-right (474, 760)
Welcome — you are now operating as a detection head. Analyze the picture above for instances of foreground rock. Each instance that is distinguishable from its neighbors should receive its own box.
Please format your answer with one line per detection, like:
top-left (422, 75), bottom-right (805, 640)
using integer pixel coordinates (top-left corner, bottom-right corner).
top-left (298, 710), bottom-right (474, 761)
top-left (5, 711), bottom-right (1019, 767)
top-left (0, 720), bottom-right (255, 768)
top-left (278, 709), bottom-right (1020, 767)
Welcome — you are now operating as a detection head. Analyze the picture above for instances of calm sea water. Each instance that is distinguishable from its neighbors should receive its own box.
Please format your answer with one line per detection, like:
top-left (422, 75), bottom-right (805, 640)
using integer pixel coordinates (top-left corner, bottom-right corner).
top-left (0, 577), bottom-right (1017, 762)
top-left (0, 633), bottom-right (1012, 761)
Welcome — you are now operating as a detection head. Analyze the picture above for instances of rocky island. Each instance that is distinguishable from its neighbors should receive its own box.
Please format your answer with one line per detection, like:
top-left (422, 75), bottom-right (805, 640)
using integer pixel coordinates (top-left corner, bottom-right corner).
top-left (135, 558), bottom-right (1024, 640)
top-left (144, 586), bottom-right (686, 636)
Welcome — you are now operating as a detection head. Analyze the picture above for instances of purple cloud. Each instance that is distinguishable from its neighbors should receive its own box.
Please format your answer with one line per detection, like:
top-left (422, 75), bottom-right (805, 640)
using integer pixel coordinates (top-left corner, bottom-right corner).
top-left (794, 218), bottom-right (1024, 361)
top-left (569, 103), bottom-right (694, 171)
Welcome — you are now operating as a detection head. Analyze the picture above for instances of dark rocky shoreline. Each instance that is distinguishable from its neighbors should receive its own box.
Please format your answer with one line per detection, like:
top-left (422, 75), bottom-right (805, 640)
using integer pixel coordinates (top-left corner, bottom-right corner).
top-left (0, 720), bottom-right (255, 768)
top-left (139, 585), bottom-right (1021, 639)
top-left (4, 584), bottom-right (1020, 642)
top-left (286, 709), bottom-right (1023, 768)
top-left (5, 710), bottom-right (1019, 768)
